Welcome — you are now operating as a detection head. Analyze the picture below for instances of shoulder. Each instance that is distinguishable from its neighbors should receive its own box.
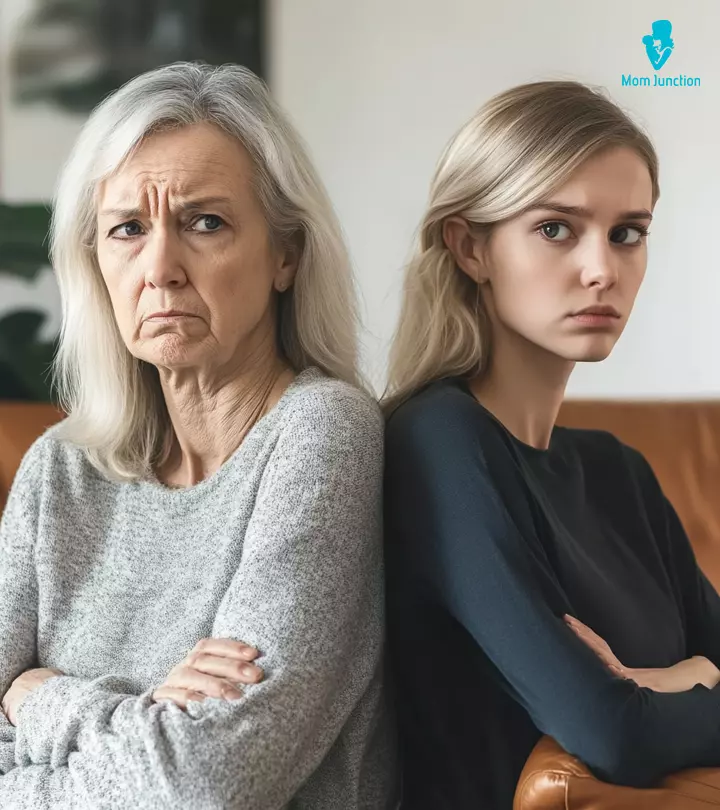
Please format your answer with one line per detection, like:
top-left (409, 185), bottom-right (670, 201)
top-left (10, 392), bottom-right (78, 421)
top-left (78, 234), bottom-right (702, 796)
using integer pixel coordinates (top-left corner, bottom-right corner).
top-left (557, 425), bottom-right (650, 467)
top-left (12, 422), bottom-right (96, 487)
top-left (556, 425), bottom-right (660, 492)
top-left (4, 423), bottom-right (105, 520)
top-left (555, 425), bottom-right (626, 457)
top-left (382, 380), bottom-right (527, 514)
top-left (387, 378), bottom-right (485, 436)
top-left (385, 378), bottom-right (506, 463)
top-left (277, 368), bottom-right (383, 451)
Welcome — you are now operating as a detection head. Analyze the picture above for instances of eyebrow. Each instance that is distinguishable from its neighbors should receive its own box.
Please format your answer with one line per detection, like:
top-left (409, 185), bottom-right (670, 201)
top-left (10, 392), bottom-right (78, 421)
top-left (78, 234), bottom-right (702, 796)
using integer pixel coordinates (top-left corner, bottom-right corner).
top-left (99, 195), bottom-right (235, 219)
top-left (524, 202), bottom-right (653, 222)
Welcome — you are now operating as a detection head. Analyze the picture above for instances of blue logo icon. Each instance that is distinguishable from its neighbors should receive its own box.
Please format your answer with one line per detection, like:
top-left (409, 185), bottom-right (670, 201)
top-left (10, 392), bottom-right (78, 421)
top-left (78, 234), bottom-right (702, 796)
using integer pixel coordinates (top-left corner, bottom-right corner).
top-left (642, 20), bottom-right (674, 71)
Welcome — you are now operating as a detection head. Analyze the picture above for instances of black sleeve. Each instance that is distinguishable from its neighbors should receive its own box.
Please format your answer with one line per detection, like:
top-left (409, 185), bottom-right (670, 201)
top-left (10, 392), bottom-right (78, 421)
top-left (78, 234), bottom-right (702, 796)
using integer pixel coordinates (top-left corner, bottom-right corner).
top-left (630, 449), bottom-right (720, 670)
top-left (385, 397), bottom-right (720, 788)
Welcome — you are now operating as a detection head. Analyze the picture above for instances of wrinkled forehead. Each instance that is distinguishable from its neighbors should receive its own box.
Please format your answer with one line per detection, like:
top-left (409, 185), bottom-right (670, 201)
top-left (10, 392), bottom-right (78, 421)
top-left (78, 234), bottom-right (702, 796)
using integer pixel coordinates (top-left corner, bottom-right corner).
top-left (97, 123), bottom-right (256, 211)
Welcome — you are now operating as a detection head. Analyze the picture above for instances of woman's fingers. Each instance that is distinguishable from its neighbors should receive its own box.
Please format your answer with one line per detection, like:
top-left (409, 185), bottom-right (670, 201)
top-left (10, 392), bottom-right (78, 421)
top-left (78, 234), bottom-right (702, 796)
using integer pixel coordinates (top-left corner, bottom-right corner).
top-left (185, 651), bottom-right (264, 685)
top-left (192, 637), bottom-right (260, 662)
top-left (152, 638), bottom-right (262, 709)
top-left (163, 666), bottom-right (245, 700)
top-left (563, 615), bottom-right (623, 669)
top-left (564, 616), bottom-right (602, 643)
top-left (153, 686), bottom-right (210, 709)
top-left (578, 632), bottom-right (614, 663)
top-left (569, 623), bottom-right (607, 653)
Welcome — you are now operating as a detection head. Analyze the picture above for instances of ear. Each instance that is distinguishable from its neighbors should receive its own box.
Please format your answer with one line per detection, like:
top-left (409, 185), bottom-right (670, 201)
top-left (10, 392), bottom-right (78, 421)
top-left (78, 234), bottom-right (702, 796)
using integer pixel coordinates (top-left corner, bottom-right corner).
top-left (442, 217), bottom-right (488, 284)
top-left (273, 234), bottom-right (302, 293)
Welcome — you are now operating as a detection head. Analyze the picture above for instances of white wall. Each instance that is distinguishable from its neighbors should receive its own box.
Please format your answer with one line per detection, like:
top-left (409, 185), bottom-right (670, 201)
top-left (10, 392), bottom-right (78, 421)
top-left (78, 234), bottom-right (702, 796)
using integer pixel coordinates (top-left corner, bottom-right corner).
top-left (2, 0), bottom-right (719, 394)
top-left (271, 0), bottom-right (720, 397)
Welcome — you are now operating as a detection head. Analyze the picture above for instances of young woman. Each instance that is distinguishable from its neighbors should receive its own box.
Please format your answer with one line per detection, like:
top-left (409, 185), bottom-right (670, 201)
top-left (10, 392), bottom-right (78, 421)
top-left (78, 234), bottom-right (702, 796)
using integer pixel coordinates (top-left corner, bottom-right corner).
top-left (383, 80), bottom-right (720, 810)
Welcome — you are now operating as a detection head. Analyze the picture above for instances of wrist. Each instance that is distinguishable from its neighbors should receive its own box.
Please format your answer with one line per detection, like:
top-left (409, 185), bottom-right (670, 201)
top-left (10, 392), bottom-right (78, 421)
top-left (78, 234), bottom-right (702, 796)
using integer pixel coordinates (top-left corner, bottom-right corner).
top-left (692, 656), bottom-right (720, 689)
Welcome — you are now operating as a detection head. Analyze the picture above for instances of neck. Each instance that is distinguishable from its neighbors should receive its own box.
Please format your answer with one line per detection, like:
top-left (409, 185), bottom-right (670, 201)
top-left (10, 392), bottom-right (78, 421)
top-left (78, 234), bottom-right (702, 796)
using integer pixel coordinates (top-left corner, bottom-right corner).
top-left (469, 327), bottom-right (574, 450)
top-left (156, 329), bottom-right (293, 488)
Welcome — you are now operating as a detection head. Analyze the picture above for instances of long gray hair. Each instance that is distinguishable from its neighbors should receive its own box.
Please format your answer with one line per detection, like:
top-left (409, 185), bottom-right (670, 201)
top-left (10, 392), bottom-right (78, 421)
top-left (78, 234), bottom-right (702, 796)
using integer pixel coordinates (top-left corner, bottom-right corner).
top-left (51, 62), bottom-right (362, 480)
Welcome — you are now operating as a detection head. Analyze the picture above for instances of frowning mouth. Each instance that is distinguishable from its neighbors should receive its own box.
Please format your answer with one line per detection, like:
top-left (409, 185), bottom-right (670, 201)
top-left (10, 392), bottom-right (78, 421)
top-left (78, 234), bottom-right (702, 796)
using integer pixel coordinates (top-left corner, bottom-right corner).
top-left (144, 310), bottom-right (197, 322)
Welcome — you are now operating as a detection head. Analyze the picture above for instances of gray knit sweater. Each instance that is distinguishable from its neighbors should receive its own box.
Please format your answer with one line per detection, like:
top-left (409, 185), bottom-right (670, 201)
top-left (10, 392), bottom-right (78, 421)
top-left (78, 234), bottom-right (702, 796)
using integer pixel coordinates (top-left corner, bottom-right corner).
top-left (0, 367), bottom-right (397, 809)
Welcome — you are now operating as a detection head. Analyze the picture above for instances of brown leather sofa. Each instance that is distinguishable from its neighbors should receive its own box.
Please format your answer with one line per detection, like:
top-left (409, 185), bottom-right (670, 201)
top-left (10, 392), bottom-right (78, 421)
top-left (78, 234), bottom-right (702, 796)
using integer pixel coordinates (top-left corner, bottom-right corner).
top-left (515, 400), bottom-right (720, 810)
top-left (0, 401), bottom-right (63, 514)
top-left (557, 400), bottom-right (720, 592)
top-left (515, 736), bottom-right (720, 809)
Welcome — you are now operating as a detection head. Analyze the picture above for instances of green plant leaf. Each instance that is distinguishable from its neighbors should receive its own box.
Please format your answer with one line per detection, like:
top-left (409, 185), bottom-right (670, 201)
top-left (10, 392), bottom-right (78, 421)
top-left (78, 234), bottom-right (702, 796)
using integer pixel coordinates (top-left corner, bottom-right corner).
top-left (0, 310), bottom-right (57, 402)
top-left (0, 361), bottom-right (36, 400)
top-left (0, 310), bottom-right (45, 348)
top-left (0, 202), bottom-right (52, 278)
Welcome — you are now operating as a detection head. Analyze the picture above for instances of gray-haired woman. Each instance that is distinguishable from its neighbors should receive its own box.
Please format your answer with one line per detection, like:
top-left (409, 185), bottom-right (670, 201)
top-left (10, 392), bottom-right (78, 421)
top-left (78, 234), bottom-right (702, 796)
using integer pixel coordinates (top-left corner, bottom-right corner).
top-left (0, 62), bottom-right (397, 809)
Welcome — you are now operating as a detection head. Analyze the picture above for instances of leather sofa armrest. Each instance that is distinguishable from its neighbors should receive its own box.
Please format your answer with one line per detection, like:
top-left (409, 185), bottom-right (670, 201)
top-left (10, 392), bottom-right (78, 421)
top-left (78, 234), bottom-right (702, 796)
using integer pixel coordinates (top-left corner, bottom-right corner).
top-left (514, 736), bottom-right (720, 809)
top-left (0, 402), bottom-right (63, 513)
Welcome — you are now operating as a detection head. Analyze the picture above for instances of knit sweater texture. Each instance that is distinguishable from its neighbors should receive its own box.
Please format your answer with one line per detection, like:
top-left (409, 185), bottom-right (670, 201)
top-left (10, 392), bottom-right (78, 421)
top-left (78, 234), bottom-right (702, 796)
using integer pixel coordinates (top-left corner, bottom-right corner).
top-left (0, 367), bottom-right (397, 809)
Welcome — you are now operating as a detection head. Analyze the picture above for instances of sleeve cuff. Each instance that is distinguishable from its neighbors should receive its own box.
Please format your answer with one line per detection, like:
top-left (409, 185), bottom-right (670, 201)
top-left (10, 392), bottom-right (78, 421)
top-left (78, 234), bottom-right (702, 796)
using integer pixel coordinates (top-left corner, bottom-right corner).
top-left (15, 675), bottom-right (132, 768)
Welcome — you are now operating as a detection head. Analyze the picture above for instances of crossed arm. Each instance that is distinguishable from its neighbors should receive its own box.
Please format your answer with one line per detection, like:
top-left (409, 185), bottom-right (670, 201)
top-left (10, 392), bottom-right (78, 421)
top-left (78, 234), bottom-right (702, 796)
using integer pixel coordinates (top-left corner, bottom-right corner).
top-left (0, 395), bottom-right (386, 809)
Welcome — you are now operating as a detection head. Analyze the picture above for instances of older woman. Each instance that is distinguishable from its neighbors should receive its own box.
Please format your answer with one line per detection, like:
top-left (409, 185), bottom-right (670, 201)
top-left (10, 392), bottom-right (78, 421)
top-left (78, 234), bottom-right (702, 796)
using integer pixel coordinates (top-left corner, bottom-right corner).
top-left (0, 62), bottom-right (396, 808)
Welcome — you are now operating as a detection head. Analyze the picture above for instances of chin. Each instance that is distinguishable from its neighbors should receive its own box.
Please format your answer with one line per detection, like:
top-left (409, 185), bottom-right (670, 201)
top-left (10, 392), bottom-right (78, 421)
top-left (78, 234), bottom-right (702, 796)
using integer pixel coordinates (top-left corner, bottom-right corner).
top-left (556, 335), bottom-right (617, 363)
top-left (570, 343), bottom-right (615, 363)
top-left (138, 335), bottom-right (204, 369)
top-left (575, 350), bottom-right (613, 363)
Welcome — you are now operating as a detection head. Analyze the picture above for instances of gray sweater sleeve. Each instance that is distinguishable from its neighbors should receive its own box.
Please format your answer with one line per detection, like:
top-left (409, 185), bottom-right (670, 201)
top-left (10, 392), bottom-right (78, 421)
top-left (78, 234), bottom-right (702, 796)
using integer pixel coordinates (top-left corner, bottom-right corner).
top-left (0, 388), bottom-right (385, 809)
top-left (0, 453), bottom-right (40, 775)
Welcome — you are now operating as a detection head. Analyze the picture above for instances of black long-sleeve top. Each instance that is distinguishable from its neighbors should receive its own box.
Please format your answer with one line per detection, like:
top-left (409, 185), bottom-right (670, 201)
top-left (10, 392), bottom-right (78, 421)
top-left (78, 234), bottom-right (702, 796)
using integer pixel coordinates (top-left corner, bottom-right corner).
top-left (384, 377), bottom-right (720, 810)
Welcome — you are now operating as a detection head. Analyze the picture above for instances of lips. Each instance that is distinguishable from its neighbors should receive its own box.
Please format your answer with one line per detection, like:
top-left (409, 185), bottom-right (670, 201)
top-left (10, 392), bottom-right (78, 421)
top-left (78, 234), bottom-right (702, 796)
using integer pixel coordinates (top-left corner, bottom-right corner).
top-left (144, 310), bottom-right (196, 321)
top-left (571, 306), bottom-right (621, 318)
top-left (569, 306), bottom-right (621, 329)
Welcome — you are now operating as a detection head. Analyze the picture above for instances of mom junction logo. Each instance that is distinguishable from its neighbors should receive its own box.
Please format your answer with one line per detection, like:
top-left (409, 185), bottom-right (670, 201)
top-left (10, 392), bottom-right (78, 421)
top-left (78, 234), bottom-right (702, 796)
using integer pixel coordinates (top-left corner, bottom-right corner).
top-left (622, 20), bottom-right (701, 88)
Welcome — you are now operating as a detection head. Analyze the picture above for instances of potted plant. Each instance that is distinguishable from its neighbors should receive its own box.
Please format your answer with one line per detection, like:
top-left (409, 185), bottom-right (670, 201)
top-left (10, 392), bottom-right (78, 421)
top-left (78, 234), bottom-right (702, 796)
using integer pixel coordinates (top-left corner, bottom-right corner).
top-left (0, 202), bottom-right (58, 402)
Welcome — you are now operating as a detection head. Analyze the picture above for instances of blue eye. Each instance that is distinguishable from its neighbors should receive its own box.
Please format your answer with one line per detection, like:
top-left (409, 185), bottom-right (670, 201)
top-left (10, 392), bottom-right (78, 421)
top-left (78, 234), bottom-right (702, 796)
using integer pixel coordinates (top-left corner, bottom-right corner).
top-left (538, 222), bottom-right (572, 241)
top-left (191, 215), bottom-right (224, 232)
top-left (110, 221), bottom-right (144, 238)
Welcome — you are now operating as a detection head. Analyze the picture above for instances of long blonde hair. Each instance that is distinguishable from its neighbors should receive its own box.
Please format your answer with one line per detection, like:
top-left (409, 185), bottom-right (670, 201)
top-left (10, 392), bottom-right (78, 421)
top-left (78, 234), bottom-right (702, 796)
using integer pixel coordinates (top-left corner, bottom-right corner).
top-left (383, 80), bottom-right (660, 413)
top-left (52, 62), bottom-right (363, 481)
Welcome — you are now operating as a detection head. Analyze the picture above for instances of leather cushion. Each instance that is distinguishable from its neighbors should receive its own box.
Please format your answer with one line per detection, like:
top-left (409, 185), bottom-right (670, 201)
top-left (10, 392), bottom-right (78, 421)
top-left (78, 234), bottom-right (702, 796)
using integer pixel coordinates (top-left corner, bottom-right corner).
top-left (514, 736), bottom-right (720, 809)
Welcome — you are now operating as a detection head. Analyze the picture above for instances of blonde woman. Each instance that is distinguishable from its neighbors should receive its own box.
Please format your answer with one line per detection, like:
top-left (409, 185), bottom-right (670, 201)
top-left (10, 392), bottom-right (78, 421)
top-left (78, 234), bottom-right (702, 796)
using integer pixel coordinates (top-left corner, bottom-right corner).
top-left (383, 80), bottom-right (720, 809)
top-left (0, 63), bottom-right (397, 808)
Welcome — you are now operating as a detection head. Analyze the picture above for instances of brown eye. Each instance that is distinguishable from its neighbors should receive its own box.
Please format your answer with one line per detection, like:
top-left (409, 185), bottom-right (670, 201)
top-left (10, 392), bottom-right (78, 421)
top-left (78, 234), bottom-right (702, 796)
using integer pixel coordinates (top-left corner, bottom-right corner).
top-left (612, 226), bottom-right (647, 245)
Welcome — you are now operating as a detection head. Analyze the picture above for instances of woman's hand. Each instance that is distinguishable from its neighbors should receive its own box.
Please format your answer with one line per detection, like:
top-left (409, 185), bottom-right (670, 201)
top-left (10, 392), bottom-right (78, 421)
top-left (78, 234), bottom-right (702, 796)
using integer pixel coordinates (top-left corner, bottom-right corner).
top-left (564, 615), bottom-right (625, 673)
top-left (152, 637), bottom-right (264, 709)
top-left (623, 657), bottom-right (720, 693)
top-left (1, 667), bottom-right (64, 726)
top-left (564, 615), bottom-right (720, 693)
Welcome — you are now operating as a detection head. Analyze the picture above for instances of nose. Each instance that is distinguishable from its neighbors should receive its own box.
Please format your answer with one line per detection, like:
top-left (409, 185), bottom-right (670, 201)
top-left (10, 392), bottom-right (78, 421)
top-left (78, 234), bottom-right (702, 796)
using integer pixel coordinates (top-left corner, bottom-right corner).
top-left (143, 228), bottom-right (187, 290)
top-left (579, 236), bottom-right (619, 291)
